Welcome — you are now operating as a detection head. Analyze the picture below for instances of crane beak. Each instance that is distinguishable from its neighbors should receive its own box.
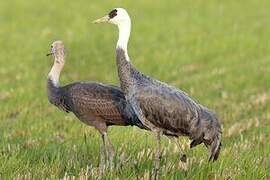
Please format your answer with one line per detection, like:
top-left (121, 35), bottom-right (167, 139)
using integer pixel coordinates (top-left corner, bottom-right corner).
top-left (92, 15), bottom-right (110, 24)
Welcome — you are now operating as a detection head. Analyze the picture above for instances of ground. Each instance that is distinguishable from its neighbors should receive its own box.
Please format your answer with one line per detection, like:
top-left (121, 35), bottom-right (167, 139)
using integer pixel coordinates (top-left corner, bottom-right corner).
top-left (0, 0), bottom-right (270, 179)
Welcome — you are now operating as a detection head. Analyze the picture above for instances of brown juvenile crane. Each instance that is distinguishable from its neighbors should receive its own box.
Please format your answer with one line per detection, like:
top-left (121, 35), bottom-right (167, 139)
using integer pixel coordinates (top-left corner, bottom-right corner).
top-left (46, 41), bottom-right (148, 171)
top-left (93, 8), bottom-right (222, 178)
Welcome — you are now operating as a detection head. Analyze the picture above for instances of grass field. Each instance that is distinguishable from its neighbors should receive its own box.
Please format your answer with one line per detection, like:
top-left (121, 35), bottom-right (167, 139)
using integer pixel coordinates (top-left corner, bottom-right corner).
top-left (1, 0), bottom-right (270, 179)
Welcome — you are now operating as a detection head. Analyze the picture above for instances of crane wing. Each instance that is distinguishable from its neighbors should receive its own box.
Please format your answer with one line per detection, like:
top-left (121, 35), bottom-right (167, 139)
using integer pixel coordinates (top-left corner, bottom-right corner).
top-left (61, 82), bottom-right (128, 124)
top-left (133, 84), bottom-right (201, 136)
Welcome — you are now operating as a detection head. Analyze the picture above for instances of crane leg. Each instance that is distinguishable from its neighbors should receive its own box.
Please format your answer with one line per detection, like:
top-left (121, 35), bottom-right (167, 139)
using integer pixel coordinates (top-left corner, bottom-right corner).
top-left (95, 121), bottom-right (115, 172)
top-left (99, 133), bottom-right (106, 174)
top-left (152, 130), bottom-right (162, 180)
top-left (170, 137), bottom-right (187, 162)
top-left (103, 132), bottom-right (115, 171)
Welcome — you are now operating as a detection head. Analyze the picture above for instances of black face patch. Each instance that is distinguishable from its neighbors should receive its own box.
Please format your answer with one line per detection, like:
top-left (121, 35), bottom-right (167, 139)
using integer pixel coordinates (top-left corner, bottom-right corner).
top-left (108, 9), bottom-right (117, 19)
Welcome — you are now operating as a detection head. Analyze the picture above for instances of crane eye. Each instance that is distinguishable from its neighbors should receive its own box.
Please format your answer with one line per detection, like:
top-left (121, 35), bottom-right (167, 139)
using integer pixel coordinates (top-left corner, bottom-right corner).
top-left (108, 9), bottom-right (117, 19)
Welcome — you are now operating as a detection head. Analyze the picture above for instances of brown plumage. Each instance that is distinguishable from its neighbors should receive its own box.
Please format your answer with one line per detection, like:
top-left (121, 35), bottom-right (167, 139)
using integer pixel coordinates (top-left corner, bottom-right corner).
top-left (46, 41), bottom-right (147, 172)
top-left (47, 80), bottom-right (144, 128)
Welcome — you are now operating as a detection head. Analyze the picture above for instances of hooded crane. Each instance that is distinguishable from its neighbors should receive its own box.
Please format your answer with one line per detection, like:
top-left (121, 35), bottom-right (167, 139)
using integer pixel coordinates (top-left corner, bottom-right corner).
top-left (93, 8), bottom-right (222, 176)
top-left (46, 40), bottom-right (149, 172)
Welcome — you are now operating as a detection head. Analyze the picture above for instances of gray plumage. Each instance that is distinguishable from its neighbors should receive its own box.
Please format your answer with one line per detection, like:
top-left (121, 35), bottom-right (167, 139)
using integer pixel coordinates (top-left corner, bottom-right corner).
top-left (116, 48), bottom-right (222, 161)
top-left (47, 79), bottom-right (147, 129)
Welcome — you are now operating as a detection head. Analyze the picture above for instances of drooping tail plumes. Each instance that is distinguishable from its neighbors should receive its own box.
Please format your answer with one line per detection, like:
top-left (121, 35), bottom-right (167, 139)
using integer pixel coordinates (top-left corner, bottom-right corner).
top-left (190, 106), bottom-right (222, 161)
top-left (202, 107), bottom-right (222, 161)
top-left (208, 128), bottom-right (222, 161)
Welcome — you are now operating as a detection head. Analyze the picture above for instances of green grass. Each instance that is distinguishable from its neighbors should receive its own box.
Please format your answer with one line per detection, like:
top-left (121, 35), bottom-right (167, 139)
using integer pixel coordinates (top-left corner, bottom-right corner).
top-left (1, 0), bottom-right (270, 179)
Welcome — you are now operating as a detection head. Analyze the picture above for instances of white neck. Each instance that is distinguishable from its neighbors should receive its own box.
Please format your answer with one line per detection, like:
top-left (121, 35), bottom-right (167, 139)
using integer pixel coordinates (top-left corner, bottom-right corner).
top-left (116, 20), bottom-right (131, 61)
top-left (48, 59), bottom-right (64, 86)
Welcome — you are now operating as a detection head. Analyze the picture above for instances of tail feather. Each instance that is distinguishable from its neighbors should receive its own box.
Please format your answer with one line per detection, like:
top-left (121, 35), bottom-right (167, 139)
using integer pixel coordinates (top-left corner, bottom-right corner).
top-left (200, 106), bottom-right (222, 161)
top-left (208, 132), bottom-right (222, 161)
top-left (125, 102), bottom-right (150, 130)
top-left (190, 137), bottom-right (203, 148)
top-left (207, 112), bottom-right (222, 161)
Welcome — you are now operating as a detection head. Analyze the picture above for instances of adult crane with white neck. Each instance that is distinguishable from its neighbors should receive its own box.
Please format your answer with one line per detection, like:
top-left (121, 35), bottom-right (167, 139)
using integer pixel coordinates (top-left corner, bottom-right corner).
top-left (93, 8), bottom-right (222, 175)
top-left (46, 40), bottom-right (149, 172)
